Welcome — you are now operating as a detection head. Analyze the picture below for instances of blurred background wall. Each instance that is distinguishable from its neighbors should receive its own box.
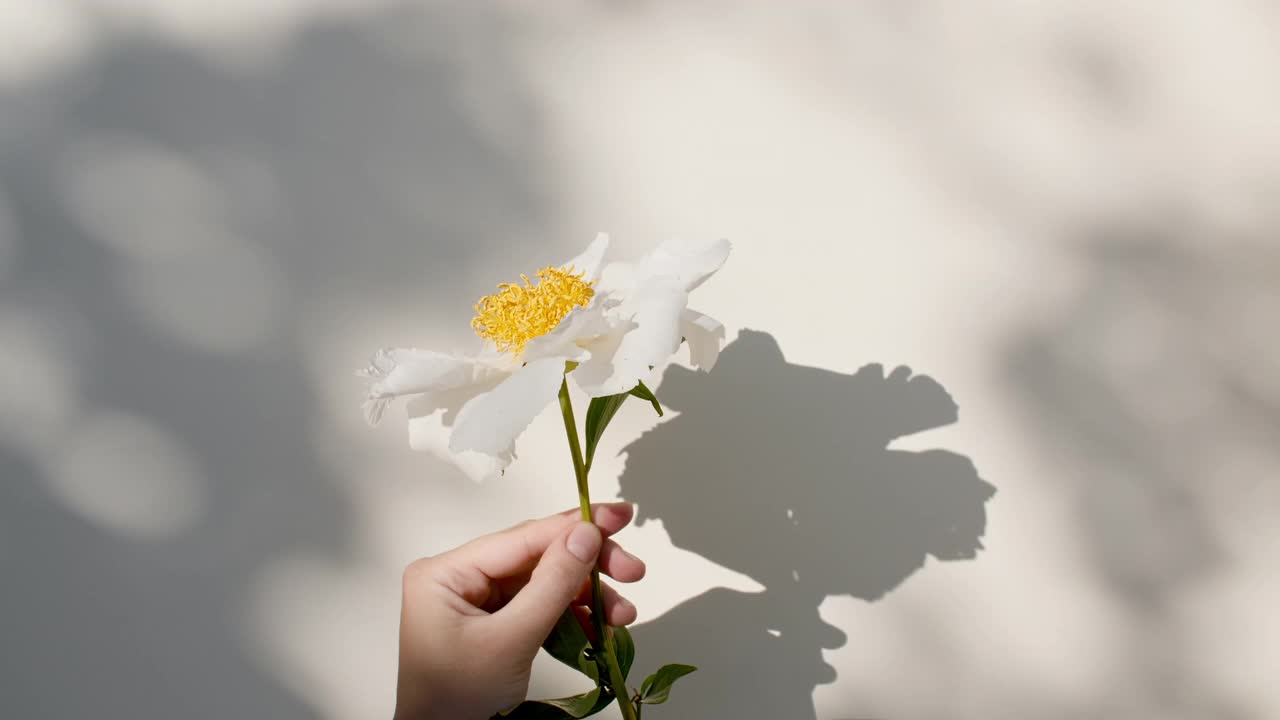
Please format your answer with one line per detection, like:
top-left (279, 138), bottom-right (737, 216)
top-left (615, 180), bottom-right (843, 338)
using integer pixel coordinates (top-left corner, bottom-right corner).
top-left (1, 2), bottom-right (1277, 718)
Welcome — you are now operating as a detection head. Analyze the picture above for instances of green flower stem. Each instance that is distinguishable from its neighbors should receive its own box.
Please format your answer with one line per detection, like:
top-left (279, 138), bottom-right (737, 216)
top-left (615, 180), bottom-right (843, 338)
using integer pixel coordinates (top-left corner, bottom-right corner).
top-left (557, 379), bottom-right (639, 720)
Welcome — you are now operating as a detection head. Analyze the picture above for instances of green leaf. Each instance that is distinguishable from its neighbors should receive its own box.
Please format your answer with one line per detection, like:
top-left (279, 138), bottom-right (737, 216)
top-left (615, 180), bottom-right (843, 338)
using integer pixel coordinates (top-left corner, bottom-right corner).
top-left (581, 646), bottom-right (606, 682)
top-left (521, 689), bottom-right (601, 717)
top-left (637, 664), bottom-right (697, 705)
top-left (612, 625), bottom-right (636, 680)
top-left (583, 381), bottom-right (665, 467)
top-left (583, 393), bottom-right (628, 467)
top-left (494, 687), bottom-right (613, 719)
top-left (628, 381), bottom-right (663, 417)
top-left (543, 609), bottom-right (591, 674)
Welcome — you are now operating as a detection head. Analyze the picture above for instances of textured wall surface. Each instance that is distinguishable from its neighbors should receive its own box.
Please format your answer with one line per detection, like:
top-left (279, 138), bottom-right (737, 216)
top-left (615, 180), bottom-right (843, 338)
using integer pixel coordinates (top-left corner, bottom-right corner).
top-left (2, 3), bottom-right (1277, 718)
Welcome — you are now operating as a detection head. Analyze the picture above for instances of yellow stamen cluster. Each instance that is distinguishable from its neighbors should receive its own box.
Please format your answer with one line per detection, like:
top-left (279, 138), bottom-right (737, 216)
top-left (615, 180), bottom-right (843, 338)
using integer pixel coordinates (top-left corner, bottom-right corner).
top-left (471, 265), bottom-right (595, 354)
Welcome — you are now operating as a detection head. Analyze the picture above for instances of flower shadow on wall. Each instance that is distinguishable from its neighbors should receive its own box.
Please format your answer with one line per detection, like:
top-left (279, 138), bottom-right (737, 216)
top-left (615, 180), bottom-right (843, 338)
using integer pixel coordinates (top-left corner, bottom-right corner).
top-left (621, 330), bottom-right (997, 719)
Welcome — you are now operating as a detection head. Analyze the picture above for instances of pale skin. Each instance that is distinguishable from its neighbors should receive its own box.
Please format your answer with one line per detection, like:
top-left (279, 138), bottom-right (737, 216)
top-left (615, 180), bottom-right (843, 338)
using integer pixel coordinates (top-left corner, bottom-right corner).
top-left (395, 503), bottom-right (647, 720)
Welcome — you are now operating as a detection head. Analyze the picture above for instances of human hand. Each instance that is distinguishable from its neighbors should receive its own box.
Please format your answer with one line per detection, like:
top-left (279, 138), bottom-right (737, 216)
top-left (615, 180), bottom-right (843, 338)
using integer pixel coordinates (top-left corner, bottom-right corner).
top-left (394, 503), bottom-right (647, 720)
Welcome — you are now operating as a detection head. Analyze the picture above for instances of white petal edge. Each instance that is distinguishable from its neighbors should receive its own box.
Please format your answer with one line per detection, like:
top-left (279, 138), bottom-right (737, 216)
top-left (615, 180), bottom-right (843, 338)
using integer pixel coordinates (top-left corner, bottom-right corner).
top-left (560, 232), bottom-right (610, 283)
top-left (638, 238), bottom-right (731, 291)
top-left (359, 348), bottom-right (477, 425)
top-left (681, 308), bottom-right (726, 371)
top-left (449, 356), bottom-right (567, 455)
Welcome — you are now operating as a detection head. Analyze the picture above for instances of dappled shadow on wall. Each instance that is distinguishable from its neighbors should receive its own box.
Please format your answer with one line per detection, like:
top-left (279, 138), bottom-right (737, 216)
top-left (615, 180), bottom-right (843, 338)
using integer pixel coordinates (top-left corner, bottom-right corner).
top-left (622, 330), bottom-right (996, 718)
top-left (0, 4), bottom-right (549, 718)
top-left (1004, 235), bottom-right (1280, 717)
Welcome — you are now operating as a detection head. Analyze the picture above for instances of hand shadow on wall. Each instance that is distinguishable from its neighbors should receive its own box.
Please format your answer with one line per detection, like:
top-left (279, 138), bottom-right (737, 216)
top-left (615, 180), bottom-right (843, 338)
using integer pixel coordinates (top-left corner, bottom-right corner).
top-left (621, 330), bottom-right (996, 719)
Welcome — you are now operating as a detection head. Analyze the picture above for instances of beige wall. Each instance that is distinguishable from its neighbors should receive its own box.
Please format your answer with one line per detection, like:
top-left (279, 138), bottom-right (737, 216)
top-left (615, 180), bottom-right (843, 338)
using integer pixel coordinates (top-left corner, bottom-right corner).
top-left (2, 2), bottom-right (1277, 718)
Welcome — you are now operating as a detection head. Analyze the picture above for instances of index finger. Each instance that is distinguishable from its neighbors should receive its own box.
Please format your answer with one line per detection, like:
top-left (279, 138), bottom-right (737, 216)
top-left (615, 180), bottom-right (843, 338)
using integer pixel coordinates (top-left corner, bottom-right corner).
top-left (449, 502), bottom-right (635, 580)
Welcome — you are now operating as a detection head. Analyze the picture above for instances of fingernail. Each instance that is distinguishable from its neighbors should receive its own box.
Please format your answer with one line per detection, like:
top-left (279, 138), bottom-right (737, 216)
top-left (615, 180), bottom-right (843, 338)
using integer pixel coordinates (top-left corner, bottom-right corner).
top-left (567, 522), bottom-right (602, 562)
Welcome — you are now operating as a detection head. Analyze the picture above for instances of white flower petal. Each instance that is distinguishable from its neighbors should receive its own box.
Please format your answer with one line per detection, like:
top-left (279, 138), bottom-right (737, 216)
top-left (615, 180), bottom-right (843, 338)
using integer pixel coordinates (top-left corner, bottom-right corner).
top-left (681, 308), bottom-right (726, 371)
top-left (560, 232), bottom-right (610, 282)
top-left (522, 300), bottom-right (621, 364)
top-left (638, 238), bottom-right (731, 291)
top-left (359, 348), bottom-right (476, 425)
top-left (405, 373), bottom-right (510, 480)
top-left (569, 325), bottom-right (628, 394)
top-left (573, 275), bottom-right (687, 397)
top-left (597, 260), bottom-right (639, 295)
top-left (407, 411), bottom-right (511, 483)
top-left (449, 356), bottom-right (566, 455)
top-left (405, 367), bottom-right (506, 422)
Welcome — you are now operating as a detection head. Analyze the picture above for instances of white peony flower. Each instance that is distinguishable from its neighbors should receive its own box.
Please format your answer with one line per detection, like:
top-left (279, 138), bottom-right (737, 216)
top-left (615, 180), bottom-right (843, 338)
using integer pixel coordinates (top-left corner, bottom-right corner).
top-left (360, 234), bottom-right (730, 481)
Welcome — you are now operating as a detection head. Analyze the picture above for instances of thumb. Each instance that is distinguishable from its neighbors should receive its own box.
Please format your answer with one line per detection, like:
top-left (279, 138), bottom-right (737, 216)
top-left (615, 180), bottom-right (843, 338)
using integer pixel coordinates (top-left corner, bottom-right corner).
top-left (495, 522), bottom-right (601, 644)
